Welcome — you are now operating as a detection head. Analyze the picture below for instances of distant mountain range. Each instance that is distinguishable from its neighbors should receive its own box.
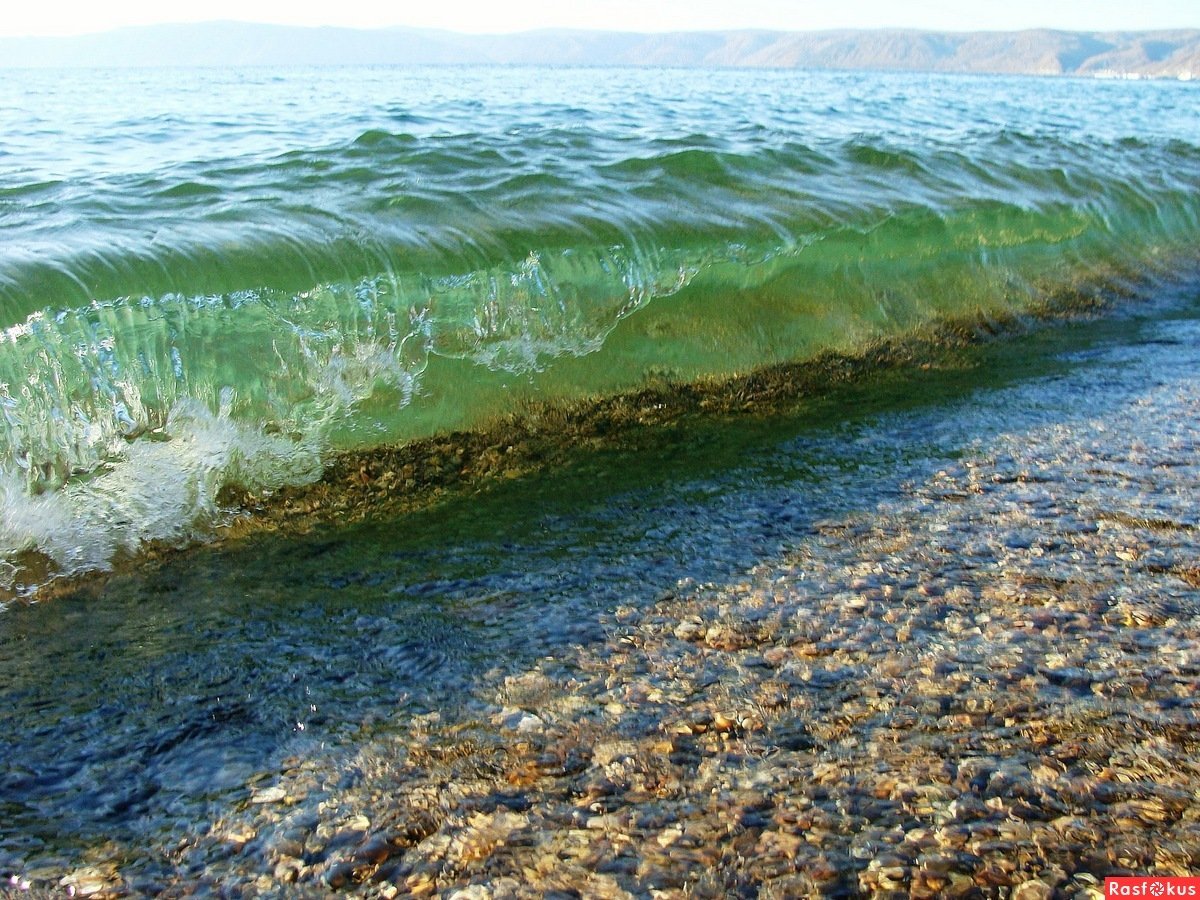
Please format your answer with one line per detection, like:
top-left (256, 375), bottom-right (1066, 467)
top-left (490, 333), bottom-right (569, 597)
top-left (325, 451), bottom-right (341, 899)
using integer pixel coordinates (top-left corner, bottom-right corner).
top-left (2, 22), bottom-right (1199, 79)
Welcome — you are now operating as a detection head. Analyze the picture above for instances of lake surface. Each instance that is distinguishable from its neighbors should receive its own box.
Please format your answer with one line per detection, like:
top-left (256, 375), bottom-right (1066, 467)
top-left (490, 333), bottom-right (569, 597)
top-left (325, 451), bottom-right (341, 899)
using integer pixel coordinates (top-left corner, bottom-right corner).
top-left (0, 66), bottom-right (1197, 583)
top-left (0, 65), bottom-right (1199, 893)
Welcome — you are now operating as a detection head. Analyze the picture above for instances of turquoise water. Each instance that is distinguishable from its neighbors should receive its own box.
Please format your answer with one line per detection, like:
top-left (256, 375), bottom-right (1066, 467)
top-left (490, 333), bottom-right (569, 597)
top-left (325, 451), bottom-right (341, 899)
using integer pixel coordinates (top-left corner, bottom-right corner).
top-left (1, 65), bottom-right (1200, 890)
top-left (0, 66), bottom-right (1198, 582)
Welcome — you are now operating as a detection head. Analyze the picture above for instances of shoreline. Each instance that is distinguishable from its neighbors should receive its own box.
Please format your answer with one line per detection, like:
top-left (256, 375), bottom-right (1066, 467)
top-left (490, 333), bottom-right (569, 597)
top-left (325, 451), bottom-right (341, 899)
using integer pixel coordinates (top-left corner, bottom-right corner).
top-left (111, 279), bottom-right (1200, 896)
top-left (7, 278), bottom-right (1125, 606)
top-left (4, 278), bottom-right (1200, 895)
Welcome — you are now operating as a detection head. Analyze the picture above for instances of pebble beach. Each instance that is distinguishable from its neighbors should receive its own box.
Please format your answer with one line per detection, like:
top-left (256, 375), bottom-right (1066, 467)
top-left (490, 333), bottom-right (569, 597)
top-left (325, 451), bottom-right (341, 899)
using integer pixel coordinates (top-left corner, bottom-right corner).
top-left (8, 292), bottom-right (1195, 898)
top-left (3, 58), bottom-right (1200, 900)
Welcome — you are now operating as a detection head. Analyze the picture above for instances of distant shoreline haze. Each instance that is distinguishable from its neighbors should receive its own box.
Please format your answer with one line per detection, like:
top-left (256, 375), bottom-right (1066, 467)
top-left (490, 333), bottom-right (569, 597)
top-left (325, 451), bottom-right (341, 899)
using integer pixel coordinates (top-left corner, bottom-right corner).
top-left (0, 22), bottom-right (1198, 77)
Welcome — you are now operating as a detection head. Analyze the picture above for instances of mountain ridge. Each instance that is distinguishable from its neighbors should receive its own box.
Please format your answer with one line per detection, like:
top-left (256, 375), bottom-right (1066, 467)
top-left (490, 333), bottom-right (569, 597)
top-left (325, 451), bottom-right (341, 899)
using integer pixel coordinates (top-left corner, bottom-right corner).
top-left (1, 22), bottom-right (1198, 78)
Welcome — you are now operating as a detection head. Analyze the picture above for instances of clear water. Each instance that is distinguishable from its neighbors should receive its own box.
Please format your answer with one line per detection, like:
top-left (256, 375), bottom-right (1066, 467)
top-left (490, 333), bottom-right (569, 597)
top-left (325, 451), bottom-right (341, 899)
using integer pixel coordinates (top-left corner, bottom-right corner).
top-left (3, 278), bottom-right (1197, 891)
top-left (0, 67), bottom-right (1198, 582)
top-left (1, 65), bottom-right (1200, 889)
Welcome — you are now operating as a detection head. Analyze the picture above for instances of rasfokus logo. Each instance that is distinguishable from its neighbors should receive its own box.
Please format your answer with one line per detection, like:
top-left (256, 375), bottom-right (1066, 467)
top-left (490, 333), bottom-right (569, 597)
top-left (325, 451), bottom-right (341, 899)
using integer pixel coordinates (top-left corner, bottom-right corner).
top-left (1106, 878), bottom-right (1200, 897)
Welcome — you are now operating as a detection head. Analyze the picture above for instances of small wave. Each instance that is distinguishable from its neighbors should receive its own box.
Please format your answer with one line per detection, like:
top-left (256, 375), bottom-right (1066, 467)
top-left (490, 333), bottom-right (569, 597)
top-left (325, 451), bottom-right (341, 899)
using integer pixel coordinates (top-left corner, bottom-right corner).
top-left (0, 400), bottom-right (323, 586)
top-left (351, 128), bottom-right (420, 149)
top-left (155, 180), bottom-right (223, 199)
top-left (845, 141), bottom-right (930, 174)
top-left (1, 70), bottom-right (1199, 589)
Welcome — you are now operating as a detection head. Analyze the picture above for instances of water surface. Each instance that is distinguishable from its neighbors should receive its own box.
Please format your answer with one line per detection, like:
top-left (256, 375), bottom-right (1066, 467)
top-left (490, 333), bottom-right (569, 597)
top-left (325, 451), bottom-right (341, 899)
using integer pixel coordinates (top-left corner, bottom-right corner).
top-left (0, 67), bottom-right (1197, 582)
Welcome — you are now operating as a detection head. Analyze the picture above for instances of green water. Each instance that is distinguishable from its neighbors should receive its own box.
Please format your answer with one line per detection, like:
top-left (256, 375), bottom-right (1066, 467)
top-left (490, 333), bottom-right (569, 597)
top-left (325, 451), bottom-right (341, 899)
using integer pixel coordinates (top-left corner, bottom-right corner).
top-left (0, 67), bottom-right (1198, 582)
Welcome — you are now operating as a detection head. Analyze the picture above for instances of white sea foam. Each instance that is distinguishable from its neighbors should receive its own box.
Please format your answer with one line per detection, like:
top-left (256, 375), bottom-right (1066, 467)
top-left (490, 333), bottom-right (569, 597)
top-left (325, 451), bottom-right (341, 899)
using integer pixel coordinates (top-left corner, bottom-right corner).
top-left (0, 397), bottom-right (324, 591)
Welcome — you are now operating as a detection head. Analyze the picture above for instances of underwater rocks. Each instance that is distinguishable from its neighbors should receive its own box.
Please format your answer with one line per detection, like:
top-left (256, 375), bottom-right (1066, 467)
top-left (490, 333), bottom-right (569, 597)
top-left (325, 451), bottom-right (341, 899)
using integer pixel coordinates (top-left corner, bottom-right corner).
top-left (72, 315), bottom-right (1196, 898)
top-left (9, 303), bottom-right (1200, 897)
top-left (190, 300), bottom-right (1104, 549)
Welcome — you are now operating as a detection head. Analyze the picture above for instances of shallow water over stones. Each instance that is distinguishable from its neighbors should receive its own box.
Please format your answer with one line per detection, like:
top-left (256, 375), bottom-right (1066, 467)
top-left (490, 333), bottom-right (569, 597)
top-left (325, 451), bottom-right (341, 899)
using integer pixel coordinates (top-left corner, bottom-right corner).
top-left (3, 288), bottom-right (1200, 896)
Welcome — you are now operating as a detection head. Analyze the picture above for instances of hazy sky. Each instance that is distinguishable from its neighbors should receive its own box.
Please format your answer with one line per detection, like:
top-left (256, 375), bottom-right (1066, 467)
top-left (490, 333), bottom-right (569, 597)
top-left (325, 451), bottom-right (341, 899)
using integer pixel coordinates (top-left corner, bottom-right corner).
top-left (4, 0), bottom-right (1198, 38)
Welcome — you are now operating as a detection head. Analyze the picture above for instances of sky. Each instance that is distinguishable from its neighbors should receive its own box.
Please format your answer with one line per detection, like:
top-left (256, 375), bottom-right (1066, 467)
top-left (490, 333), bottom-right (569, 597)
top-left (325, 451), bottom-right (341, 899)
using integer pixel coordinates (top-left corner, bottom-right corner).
top-left (3, 0), bottom-right (1198, 38)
